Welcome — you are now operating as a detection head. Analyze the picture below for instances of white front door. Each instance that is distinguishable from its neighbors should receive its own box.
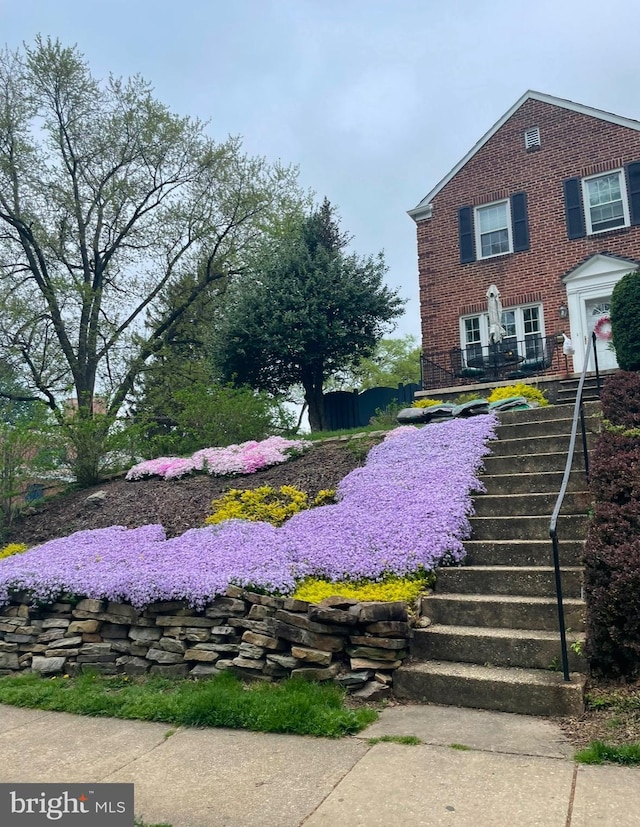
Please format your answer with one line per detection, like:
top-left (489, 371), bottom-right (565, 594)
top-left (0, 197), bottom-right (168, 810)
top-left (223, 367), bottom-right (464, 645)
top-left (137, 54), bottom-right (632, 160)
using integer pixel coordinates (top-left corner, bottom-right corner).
top-left (563, 254), bottom-right (634, 373)
top-left (585, 299), bottom-right (617, 371)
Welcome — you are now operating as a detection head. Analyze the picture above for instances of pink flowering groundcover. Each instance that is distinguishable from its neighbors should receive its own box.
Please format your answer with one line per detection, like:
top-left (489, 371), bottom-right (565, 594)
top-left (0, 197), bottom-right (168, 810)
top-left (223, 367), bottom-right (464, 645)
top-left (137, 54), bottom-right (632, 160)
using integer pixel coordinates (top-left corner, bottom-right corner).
top-left (125, 436), bottom-right (312, 481)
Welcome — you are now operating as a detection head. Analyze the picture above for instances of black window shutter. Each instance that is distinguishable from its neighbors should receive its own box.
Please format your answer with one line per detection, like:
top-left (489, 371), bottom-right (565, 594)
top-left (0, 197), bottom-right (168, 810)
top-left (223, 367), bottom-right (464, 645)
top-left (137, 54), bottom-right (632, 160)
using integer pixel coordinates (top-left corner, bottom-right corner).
top-left (510, 192), bottom-right (530, 252)
top-left (458, 206), bottom-right (475, 264)
top-left (626, 161), bottom-right (640, 225)
top-left (563, 177), bottom-right (586, 239)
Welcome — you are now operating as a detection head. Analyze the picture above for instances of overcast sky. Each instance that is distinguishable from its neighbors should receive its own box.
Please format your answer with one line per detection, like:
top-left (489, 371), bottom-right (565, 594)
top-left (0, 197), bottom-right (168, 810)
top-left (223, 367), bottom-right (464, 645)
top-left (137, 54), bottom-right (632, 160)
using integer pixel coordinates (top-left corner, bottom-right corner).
top-left (2, 0), bottom-right (640, 340)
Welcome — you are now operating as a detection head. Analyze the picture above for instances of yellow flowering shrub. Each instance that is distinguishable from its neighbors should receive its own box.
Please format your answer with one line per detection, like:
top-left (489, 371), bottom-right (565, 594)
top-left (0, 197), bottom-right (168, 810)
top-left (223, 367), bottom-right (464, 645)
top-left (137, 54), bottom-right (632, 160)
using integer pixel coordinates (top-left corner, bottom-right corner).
top-left (313, 489), bottom-right (338, 507)
top-left (412, 398), bottom-right (444, 408)
top-left (488, 383), bottom-right (549, 407)
top-left (293, 574), bottom-right (432, 605)
top-left (0, 543), bottom-right (28, 560)
top-left (206, 486), bottom-right (336, 528)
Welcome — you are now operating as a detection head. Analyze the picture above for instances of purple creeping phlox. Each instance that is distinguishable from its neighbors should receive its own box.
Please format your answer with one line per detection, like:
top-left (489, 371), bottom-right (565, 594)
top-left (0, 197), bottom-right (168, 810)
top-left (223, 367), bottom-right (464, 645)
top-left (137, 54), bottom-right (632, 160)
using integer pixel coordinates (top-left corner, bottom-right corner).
top-left (0, 522), bottom-right (297, 610)
top-left (0, 416), bottom-right (496, 608)
top-left (125, 436), bottom-right (311, 480)
top-left (281, 415), bottom-right (497, 581)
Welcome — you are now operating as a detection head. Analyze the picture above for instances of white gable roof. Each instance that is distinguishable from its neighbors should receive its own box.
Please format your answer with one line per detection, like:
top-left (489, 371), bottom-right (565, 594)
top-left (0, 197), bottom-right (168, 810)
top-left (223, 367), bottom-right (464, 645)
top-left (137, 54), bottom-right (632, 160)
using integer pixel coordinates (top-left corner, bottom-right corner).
top-left (409, 91), bottom-right (640, 222)
top-left (562, 253), bottom-right (639, 284)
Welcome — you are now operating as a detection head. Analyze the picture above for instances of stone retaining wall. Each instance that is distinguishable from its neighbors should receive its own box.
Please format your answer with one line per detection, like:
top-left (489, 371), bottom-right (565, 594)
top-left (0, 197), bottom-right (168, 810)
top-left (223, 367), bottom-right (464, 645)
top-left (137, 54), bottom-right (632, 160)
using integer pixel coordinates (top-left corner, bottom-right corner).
top-left (0, 587), bottom-right (412, 701)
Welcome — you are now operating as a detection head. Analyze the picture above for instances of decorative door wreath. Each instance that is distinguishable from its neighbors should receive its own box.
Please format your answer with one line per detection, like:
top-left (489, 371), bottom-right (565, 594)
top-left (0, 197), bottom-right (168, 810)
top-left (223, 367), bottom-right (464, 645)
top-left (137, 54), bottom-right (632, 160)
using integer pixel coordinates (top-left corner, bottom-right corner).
top-left (593, 315), bottom-right (613, 341)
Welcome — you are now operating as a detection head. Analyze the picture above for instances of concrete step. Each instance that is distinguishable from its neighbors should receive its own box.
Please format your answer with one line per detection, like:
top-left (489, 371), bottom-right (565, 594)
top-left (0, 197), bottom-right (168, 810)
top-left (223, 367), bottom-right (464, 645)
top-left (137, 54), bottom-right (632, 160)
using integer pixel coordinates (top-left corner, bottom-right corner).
top-left (463, 539), bottom-right (584, 567)
top-left (481, 470), bottom-right (588, 495)
top-left (473, 491), bottom-right (591, 517)
top-left (482, 452), bottom-right (585, 475)
top-left (490, 433), bottom-right (590, 457)
top-left (411, 624), bottom-right (586, 671)
top-left (556, 379), bottom-right (605, 405)
top-left (556, 393), bottom-right (601, 405)
top-left (556, 390), bottom-right (601, 404)
top-left (435, 566), bottom-right (582, 598)
top-left (494, 416), bottom-right (597, 440)
top-left (422, 593), bottom-right (585, 632)
top-left (558, 376), bottom-right (606, 390)
top-left (557, 383), bottom-right (602, 396)
top-left (560, 370), bottom-right (604, 388)
top-left (393, 660), bottom-right (586, 716)
top-left (496, 400), bottom-right (600, 425)
top-left (469, 514), bottom-right (589, 541)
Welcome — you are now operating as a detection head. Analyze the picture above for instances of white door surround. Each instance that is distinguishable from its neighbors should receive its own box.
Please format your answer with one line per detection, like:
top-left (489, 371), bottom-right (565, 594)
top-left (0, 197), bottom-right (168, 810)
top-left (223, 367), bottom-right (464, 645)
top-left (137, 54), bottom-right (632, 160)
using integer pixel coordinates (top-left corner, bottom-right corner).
top-left (562, 254), bottom-right (637, 372)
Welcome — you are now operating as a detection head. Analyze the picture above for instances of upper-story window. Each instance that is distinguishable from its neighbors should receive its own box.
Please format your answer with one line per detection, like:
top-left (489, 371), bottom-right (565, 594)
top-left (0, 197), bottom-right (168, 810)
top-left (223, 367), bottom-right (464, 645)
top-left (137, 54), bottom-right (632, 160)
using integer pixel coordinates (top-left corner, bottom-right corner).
top-left (458, 192), bottom-right (529, 264)
top-left (475, 201), bottom-right (512, 258)
top-left (564, 162), bottom-right (640, 240)
top-left (582, 170), bottom-right (629, 234)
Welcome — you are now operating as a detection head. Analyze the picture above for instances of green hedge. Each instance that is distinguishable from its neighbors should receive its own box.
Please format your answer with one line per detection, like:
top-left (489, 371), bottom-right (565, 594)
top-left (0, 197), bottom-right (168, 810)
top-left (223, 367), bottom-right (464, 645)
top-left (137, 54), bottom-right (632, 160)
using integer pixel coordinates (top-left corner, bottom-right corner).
top-left (584, 372), bottom-right (640, 677)
top-left (611, 271), bottom-right (640, 372)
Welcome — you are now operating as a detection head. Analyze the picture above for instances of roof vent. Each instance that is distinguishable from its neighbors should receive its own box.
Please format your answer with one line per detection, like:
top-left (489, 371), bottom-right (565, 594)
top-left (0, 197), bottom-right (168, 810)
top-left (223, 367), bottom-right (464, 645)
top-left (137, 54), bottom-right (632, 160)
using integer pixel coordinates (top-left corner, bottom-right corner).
top-left (524, 126), bottom-right (541, 150)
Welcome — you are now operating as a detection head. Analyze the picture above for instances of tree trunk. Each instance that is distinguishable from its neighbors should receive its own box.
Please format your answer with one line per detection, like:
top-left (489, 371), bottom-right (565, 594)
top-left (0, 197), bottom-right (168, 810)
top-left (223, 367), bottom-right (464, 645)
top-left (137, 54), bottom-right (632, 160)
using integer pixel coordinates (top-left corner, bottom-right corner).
top-left (64, 402), bottom-right (110, 487)
top-left (303, 373), bottom-right (327, 432)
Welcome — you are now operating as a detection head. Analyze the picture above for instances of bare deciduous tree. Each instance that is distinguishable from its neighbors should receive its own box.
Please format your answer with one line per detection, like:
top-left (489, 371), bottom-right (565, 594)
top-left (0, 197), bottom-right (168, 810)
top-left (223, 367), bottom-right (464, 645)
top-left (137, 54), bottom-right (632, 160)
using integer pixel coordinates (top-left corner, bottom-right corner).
top-left (0, 37), bottom-right (303, 483)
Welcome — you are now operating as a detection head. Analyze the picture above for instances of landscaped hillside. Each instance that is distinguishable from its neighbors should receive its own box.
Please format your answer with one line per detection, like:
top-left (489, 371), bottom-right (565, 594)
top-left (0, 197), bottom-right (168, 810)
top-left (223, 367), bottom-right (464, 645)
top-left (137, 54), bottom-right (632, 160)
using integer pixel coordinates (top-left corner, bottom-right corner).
top-left (2, 418), bottom-right (639, 754)
top-left (7, 439), bottom-right (377, 548)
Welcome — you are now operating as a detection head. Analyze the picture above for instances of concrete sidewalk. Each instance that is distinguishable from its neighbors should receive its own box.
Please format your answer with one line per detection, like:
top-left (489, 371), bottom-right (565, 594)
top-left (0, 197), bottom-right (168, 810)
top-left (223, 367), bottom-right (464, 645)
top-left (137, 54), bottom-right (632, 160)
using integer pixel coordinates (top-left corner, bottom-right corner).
top-left (0, 702), bottom-right (638, 826)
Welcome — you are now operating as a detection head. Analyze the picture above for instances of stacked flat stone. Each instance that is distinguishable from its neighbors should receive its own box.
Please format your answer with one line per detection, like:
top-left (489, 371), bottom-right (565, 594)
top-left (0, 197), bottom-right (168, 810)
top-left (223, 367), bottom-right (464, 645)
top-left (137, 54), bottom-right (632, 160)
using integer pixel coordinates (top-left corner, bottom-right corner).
top-left (0, 589), bottom-right (412, 697)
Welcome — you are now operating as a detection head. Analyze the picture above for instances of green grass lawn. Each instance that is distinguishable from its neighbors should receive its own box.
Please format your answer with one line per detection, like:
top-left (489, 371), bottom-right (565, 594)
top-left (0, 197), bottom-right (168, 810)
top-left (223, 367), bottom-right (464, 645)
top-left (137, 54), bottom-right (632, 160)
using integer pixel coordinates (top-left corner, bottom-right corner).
top-left (0, 671), bottom-right (377, 738)
top-left (574, 686), bottom-right (640, 765)
top-left (575, 741), bottom-right (640, 765)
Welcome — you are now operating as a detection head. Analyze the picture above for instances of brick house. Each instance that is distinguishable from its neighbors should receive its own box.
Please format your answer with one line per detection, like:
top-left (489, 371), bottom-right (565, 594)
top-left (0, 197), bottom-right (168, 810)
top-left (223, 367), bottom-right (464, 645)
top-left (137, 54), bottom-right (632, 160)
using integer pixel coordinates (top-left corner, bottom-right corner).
top-left (409, 91), bottom-right (640, 388)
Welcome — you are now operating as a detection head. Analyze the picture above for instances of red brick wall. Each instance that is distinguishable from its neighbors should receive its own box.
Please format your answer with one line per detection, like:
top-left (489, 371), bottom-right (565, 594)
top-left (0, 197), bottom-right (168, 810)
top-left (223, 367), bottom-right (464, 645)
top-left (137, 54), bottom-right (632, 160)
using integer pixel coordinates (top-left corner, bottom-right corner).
top-left (415, 98), bottom-right (640, 360)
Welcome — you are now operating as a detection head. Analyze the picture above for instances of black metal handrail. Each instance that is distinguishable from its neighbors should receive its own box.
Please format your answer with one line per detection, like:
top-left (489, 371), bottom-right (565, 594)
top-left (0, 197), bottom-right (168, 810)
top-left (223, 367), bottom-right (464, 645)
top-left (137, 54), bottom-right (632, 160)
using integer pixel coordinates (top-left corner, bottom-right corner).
top-left (549, 331), bottom-right (599, 681)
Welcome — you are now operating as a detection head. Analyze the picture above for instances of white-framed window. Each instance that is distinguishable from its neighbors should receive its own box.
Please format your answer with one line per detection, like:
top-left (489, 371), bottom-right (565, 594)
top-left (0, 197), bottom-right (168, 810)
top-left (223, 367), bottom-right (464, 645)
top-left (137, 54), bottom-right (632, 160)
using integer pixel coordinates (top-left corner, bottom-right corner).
top-left (463, 316), bottom-right (483, 364)
top-left (460, 304), bottom-right (544, 365)
top-left (582, 169), bottom-right (630, 235)
top-left (474, 200), bottom-right (513, 259)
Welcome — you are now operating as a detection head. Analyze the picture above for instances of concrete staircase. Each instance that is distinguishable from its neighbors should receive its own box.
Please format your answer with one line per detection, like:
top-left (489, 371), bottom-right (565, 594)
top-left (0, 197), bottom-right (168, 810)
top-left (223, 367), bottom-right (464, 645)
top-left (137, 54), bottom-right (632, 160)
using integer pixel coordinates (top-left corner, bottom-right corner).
top-left (555, 371), bottom-right (611, 404)
top-left (394, 403), bottom-right (600, 716)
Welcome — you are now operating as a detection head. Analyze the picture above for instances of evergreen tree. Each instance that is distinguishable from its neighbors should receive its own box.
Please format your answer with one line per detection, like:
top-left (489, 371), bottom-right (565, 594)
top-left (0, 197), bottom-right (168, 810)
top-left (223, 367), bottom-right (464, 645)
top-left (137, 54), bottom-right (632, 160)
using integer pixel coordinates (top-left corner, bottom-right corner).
top-left (212, 200), bottom-right (404, 431)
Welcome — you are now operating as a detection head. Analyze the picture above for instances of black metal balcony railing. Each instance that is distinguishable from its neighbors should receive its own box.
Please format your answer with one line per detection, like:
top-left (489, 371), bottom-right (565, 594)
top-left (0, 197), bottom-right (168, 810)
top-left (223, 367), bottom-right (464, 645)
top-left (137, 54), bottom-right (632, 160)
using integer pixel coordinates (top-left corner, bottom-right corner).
top-left (420, 334), bottom-right (563, 391)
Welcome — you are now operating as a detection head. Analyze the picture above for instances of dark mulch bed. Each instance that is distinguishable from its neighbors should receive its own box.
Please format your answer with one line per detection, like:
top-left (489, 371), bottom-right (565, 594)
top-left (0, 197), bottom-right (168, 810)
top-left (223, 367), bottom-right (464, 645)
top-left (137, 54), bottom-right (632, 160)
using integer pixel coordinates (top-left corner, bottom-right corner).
top-left (8, 438), bottom-right (380, 547)
top-left (559, 678), bottom-right (640, 749)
